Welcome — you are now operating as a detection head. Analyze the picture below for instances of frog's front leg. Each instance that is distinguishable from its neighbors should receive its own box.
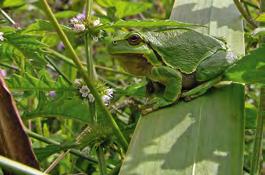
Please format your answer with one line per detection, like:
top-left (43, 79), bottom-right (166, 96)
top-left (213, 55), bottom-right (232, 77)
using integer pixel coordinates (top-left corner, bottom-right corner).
top-left (149, 66), bottom-right (182, 107)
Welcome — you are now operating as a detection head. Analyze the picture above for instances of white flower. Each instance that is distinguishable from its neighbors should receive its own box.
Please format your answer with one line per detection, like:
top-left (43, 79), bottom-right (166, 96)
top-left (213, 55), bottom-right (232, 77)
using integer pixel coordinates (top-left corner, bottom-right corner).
top-left (73, 23), bottom-right (86, 32)
top-left (106, 88), bottom-right (114, 97)
top-left (70, 17), bottom-right (79, 24)
top-left (93, 18), bottom-right (101, 26)
top-left (88, 93), bottom-right (95, 103)
top-left (0, 32), bottom-right (4, 41)
top-left (80, 85), bottom-right (90, 97)
top-left (102, 95), bottom-right (111, 105)
top-left (74, 79), bottom-right (82, 87)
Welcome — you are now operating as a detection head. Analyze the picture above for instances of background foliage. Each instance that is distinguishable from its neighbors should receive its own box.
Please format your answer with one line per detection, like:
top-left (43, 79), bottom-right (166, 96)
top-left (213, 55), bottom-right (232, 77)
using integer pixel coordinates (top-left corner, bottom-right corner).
top-left (0, 0), bottom-right (264, 175)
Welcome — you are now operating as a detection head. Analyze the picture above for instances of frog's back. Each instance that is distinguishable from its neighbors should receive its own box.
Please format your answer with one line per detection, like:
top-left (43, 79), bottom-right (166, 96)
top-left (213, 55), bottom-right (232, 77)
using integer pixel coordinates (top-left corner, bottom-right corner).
top-left (143, 28), bottom-right (224, 74)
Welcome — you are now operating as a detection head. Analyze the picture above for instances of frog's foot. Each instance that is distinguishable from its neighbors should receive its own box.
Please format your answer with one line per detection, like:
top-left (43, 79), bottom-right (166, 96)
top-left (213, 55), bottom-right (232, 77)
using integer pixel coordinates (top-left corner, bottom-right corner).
top-left (181, 76), bottom-right (222, 101)
top-left (141, 97), bottom-right (173, 115)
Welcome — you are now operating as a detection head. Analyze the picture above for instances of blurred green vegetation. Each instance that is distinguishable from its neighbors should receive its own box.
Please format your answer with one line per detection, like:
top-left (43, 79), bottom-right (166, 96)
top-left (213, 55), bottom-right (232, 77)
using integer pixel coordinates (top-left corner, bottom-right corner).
top-left (0, 0), bottom-right (264, 175)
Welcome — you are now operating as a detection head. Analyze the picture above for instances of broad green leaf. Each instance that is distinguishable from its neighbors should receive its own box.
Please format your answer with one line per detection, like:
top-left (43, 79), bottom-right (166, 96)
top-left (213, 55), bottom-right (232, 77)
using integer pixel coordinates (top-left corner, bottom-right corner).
top-left (2, 0), bottom-right (25, 8)
top-left (255, 13), bottom-right (265, 22)
top-left (99, 19), bottom-right (201, 30)
top-left (96, 0), bottom-right (152, 18)
top-left (226, 45), bottom-right (265, 84)
top-left (120, 0), bottom-right (245, 174)
top-left (119, 84), bottom-right (244, 175)
top-left (55, 11), bottom-right (79, 19)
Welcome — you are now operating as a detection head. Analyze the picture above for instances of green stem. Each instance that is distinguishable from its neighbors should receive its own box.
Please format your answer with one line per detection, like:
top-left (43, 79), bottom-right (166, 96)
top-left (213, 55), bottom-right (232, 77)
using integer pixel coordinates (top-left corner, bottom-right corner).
top-left (242, 0), bottom-right (259, 9)
top-left (95, 65), bottom-right (133, 77)
top-left (0, 8), bottom-right (16, 25)
top-left (85, 0), bottom-right (93, 22)
top-left (26, 130), bottom-right (114, 169)
top-left (85, 34), bottom-right (95, 80)
top-left (44, 48), bottom-right (76, 67)
top-left (251, 2), bottom-right (265, 174)
top-left (40, 0), bottom-right (128, 150)
top-left (251, 88), bottom-right (265, 175)
top-left (45, 48), bottom-right (133, 76)
top-left (44, 56), bottom-right (72, 85)
top-left (97, 146), bottom-right (107, 175)
top-left (233, 0), bottom-right (257, 29)
top-left (0, 155), bottom-right (47, 175)
top-left (0, 62), bottom-right (19, 71)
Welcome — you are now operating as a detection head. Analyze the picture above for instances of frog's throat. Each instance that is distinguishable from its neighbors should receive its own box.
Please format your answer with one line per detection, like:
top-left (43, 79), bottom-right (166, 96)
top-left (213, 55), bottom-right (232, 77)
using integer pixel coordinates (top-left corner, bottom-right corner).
top-left (111, 53), bottom-right (153, 76)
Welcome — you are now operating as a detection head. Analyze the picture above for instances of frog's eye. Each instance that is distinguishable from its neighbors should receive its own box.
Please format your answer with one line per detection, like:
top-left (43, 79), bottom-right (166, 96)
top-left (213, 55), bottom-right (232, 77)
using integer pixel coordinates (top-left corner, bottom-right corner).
top-left (127, 34), bottom-right (142, 45)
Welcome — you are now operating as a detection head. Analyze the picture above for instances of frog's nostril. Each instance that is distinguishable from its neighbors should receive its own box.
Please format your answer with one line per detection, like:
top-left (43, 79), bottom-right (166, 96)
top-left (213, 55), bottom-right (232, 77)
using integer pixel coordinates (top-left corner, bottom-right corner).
top-left (112, 40), bottom-right (117, 45)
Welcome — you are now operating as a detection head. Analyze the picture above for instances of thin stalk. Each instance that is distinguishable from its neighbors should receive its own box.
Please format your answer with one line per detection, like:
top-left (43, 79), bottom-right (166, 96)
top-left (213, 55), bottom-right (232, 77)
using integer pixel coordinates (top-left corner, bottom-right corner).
top-left (233, 0), bottom-right (257, 29)
top-left (98, 75), bottom-right (120, 88)
top-left (44, 150), bottom-right (70, 174)
top-left (251, 2), bottom-right (265, 174)
top-left (40, 0), bottom-right (128, 150)
top-left (86, 0), bottom-right (93, 22)
top-left (95, 65), bottom-right (133, 77)
top-left (85, 0), bottom-right (95, 80)
top-left (251, 88), bottom-right (265, 175)
top-left (26, 130), bottom-right (101, 164)
top-left (0, 62), bottom-right (19, 71)
top-left (0, 155), bottom-right (47, 175)
top-left (44, 48), bottom-right (76, 67)
top-left (96, 146), bottom-right (107, 175)
top-left (85, 35), bottom-right (95, 80)
top-left (45, 48), bottom-right (133, 76)
top-left (44, 56), bottom-right (72, 85)
top-left (242, 0), bottom-right (259, 9)
top-left (0, 8), bottom-right (16, 25)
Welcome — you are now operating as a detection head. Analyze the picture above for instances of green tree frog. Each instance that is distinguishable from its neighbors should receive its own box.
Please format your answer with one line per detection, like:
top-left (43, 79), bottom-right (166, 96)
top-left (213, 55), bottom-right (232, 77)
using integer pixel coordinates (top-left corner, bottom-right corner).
top-left (108, 28), bottom-right (236, 108)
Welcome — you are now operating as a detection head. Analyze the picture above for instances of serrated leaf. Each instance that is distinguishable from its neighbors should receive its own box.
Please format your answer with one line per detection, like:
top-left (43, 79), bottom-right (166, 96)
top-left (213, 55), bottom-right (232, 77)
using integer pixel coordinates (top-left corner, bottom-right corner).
top-left (0, 31), bottom-right (47, 67)
top-left (23, 96), bottom-right (92, 123)
top-left (96, 0), bottom-right (152, 18)
top-left (226, 44), bottom-right (265, 84)
top-left (6, 72), bottom-right (72, 92)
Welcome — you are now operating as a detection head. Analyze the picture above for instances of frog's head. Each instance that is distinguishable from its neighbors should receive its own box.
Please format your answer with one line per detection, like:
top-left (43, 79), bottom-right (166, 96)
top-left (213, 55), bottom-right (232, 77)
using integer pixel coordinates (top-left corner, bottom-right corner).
top-left (108, 32), bottom-right (153, 76)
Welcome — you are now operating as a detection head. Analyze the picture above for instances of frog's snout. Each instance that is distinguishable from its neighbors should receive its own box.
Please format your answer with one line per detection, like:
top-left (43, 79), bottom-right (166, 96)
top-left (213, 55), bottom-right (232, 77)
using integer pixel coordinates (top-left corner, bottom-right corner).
top-left (112, 40), bottom-right (118, 45)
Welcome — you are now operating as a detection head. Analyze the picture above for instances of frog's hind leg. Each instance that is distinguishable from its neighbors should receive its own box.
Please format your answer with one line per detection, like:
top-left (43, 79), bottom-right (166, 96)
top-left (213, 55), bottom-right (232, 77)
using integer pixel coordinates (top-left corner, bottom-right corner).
top-left (196, 49), bottom-right (236, 82)
top-left (181, 49), bottom-right (236, 101)
top-left (181, 75), bottom-right (222, 100)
